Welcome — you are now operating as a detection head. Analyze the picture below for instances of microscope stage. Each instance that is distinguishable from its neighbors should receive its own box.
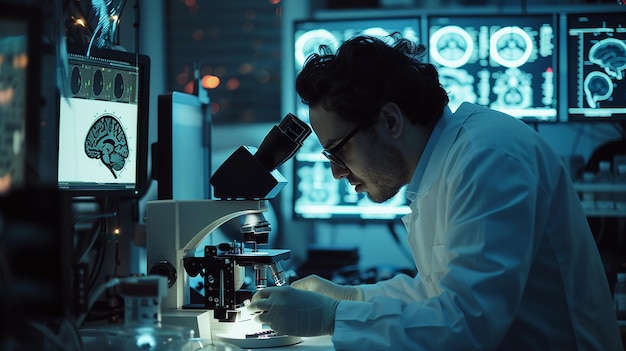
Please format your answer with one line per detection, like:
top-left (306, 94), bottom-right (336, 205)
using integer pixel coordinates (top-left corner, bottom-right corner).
top-left (219, 248), bottom-right (291, 265)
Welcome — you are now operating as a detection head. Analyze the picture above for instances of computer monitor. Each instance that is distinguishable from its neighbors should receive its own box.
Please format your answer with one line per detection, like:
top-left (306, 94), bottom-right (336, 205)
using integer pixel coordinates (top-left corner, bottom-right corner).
top-left (0, 3), bottom-right (42, 194)
top-left (566, 12), bottom-right (626, 122)
top-left (427, 14), bottom-right (559, 123)
top-left (153, 91), bottom-right (212, 200)
top-left (292, 17), bottom-right (418, 221)
top-left (57, 47), bottom-right (150, 197)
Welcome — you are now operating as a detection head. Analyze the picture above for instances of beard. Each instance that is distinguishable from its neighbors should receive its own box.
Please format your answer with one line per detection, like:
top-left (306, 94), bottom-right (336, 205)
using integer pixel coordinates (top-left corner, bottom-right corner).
top-left (360, 141), bottom-right (410, 203)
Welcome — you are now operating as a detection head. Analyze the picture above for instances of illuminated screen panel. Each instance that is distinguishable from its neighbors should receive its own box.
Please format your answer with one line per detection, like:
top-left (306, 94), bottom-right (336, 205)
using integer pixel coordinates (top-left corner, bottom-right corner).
top-left (57, 48), bottom-right (150, 197)
top-left (0, 19), bottom-right (29, 193)
top-left (0, 4), bottom-right (41, 194)
top-left (567, 13), bottom-right (626, 122)
top-left (292, 18), bottom-right (417, 221)
top-left (428, 15), bottom-right (558, 122)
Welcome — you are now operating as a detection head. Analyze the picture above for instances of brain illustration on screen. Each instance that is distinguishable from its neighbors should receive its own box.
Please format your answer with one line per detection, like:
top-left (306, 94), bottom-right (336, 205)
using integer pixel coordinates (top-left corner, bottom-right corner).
top-left (84, 114), bottom-right (129, 179)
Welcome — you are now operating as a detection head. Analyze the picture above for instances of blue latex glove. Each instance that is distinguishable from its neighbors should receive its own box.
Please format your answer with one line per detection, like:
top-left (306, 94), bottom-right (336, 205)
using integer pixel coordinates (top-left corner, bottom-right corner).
top-left (246, 286), bottom-right (339, 337)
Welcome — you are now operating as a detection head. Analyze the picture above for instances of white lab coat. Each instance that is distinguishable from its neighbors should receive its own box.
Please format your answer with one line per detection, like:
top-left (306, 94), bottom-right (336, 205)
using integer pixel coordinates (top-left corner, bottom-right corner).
top-left (331, 103), bottom-right (623, 350)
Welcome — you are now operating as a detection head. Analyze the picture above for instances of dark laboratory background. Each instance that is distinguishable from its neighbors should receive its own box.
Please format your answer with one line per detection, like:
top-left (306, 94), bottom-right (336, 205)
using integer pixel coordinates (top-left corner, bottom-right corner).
top-left (0, 0), bottom-right (625, 349)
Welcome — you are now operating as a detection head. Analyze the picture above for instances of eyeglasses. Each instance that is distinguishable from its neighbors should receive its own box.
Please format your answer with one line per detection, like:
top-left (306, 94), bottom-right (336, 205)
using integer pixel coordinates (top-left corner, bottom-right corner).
top-left (321, 125), bottom-right (362, 169)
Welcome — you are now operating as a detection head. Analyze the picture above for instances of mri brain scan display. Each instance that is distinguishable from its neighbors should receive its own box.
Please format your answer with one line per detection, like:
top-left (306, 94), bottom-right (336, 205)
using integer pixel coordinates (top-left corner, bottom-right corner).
top-left (567, 14), bottom-right (626, 121)
top-left (428, 15), bottom-right (557, 122)
top-left (84, 114), bottom-right (130, 179)
top-left (58, 53), bottom-right (140, 188)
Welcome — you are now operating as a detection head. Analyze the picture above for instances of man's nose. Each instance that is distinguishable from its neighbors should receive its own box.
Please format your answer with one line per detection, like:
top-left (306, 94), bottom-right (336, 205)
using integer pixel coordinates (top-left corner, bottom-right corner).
top-left (330, 162), bottom-right (349, 179)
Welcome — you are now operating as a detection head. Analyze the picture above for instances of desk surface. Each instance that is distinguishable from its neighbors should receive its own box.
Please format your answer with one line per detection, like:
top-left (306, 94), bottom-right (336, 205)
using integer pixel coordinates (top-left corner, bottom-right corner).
top-left (81, 327), bottom-right (334, 351)
top-left (196, 336), bottom-right (334, 350)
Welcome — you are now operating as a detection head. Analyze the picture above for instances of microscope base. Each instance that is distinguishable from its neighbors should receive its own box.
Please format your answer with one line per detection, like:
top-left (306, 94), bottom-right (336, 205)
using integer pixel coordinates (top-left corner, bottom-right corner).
top-left (161, 309), bottom-right (213, 339)
top-left (214, 332), bottom-right (303, 349)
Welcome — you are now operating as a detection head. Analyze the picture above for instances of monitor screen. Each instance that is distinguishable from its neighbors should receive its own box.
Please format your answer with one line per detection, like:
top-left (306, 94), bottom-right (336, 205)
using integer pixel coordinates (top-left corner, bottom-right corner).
top-left (292, 17), bottom-right (417, 221)
top-left (0, 4), bottom-right (41, 194)
top-left (566, 13), bottom-right (626, 122)
top-left (57, 47), bottom-right (150, 197)
top-left (427, 14), bottom-right (558, 122)
top-left (154, 91), bottom-right (212, 200)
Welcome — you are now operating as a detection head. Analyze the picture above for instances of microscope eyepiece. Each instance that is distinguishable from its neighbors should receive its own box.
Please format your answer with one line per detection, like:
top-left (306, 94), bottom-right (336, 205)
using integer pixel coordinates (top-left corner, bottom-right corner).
top-left (254, 113), bottom-right (312, 171)
top-left (210, 113), bottom-right (311, 200)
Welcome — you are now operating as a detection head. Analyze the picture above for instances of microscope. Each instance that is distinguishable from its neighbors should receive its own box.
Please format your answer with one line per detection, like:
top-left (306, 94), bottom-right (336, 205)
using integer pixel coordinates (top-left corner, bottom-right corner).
top-left (145, 113), bottom-right (311, 339)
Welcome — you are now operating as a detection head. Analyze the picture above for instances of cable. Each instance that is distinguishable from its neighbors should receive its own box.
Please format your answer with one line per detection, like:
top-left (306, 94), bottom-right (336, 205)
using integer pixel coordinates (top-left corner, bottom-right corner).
top-left (28, 321), bottom-right (69, 350)
top-left (76, 277), bottom-right (122, 327)
top-left (87, 236), bottom-right (106, 295)
top-left (74, 212), bottom-right (117, 264)
top-left (31, 318), bottom-right (84, 351)
top-left (113, 200), bottom-right (121, 278)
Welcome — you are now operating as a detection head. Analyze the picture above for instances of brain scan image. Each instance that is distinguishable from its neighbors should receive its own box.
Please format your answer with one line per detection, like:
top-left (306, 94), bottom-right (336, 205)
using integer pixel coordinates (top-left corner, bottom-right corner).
top-left (70, 66), bottom-right (82, 95)
top-left (296, 161), bottom-right (340, 206)
top-left (437, 67), bottom-right (477, 111)
top-left (567, 13), bottom-right (626, 120)
top-left (583, 71), bottom-right (614, 108)
top-left (589, 37), bottom-right (626, 81)
top-left (58, 97), bottom-right (138, 186)
top-left (93, 69), bottom-right (104, 96)
top-left (84, 114), bottom-right (129, 179)
top-left (429, 25), bottom-right (474, 68)
top-left (428, 15), bottom-right (556, 122)
top-left (294, 29), bottom-right (339, 69)
top-left (114, 73), bottom-right (125, 99)
top-left (490, 26), bottom-right (533, 68)
top-left (492, 67), bottom-right (533, 109)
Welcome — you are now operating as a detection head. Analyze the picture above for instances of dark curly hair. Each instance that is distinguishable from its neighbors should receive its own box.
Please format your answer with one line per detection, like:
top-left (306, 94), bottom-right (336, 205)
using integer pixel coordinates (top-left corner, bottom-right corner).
top-left (295, 33), bottom-right (449, 126)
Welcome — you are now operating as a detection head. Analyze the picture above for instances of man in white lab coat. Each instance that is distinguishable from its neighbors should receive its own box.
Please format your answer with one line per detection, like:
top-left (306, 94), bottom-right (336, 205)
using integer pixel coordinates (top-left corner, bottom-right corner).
top-left (247, 34), bottom-right (623, 350)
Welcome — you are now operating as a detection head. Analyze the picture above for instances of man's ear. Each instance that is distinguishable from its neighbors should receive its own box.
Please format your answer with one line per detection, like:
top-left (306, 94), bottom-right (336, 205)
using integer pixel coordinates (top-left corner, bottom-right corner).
top-left (380, 102), bottom-right (403, 138)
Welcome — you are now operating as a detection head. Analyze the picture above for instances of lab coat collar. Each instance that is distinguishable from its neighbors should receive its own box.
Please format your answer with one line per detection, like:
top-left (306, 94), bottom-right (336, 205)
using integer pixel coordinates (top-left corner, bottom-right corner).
top-left (405, 102), bottom-right (476, 201)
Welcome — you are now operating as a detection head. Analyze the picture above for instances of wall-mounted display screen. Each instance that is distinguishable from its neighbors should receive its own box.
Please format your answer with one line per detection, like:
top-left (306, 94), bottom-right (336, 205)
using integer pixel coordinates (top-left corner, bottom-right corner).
top-left (292, 18), bottom-right (417, 221)
top-left (427, 14), bottom-right (558, 122)
top-left (57, 48), bottom-right (150, 197)
top-left (566, 13), bottom-right (626, 122)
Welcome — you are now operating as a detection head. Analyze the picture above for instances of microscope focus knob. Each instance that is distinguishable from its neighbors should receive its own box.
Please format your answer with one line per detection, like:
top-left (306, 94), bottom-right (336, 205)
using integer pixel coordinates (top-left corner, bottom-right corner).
top-left (149, 260), bottom-right (177, 288)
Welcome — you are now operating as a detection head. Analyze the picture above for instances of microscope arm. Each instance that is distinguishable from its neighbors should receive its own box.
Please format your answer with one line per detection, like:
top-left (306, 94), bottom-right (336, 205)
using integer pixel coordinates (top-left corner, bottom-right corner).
top-left (182, 200), bottom-right (268, 252)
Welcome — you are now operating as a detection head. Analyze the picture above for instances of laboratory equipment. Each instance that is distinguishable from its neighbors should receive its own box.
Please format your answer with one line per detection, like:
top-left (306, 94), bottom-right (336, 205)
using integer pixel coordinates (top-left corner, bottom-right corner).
top-left (80, 276), bottom-right (207, 351)
top-left (594, 160), bottom-right (614, 210)
top-left (146, 113), bottom-right (310, 341)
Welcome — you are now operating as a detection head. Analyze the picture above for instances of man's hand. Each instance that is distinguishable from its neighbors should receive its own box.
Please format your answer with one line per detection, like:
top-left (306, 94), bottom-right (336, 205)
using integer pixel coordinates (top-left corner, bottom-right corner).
top-left (291, 275), bottom-right (364, 301)
top-left (246, 286), bottom-right (339, 337)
